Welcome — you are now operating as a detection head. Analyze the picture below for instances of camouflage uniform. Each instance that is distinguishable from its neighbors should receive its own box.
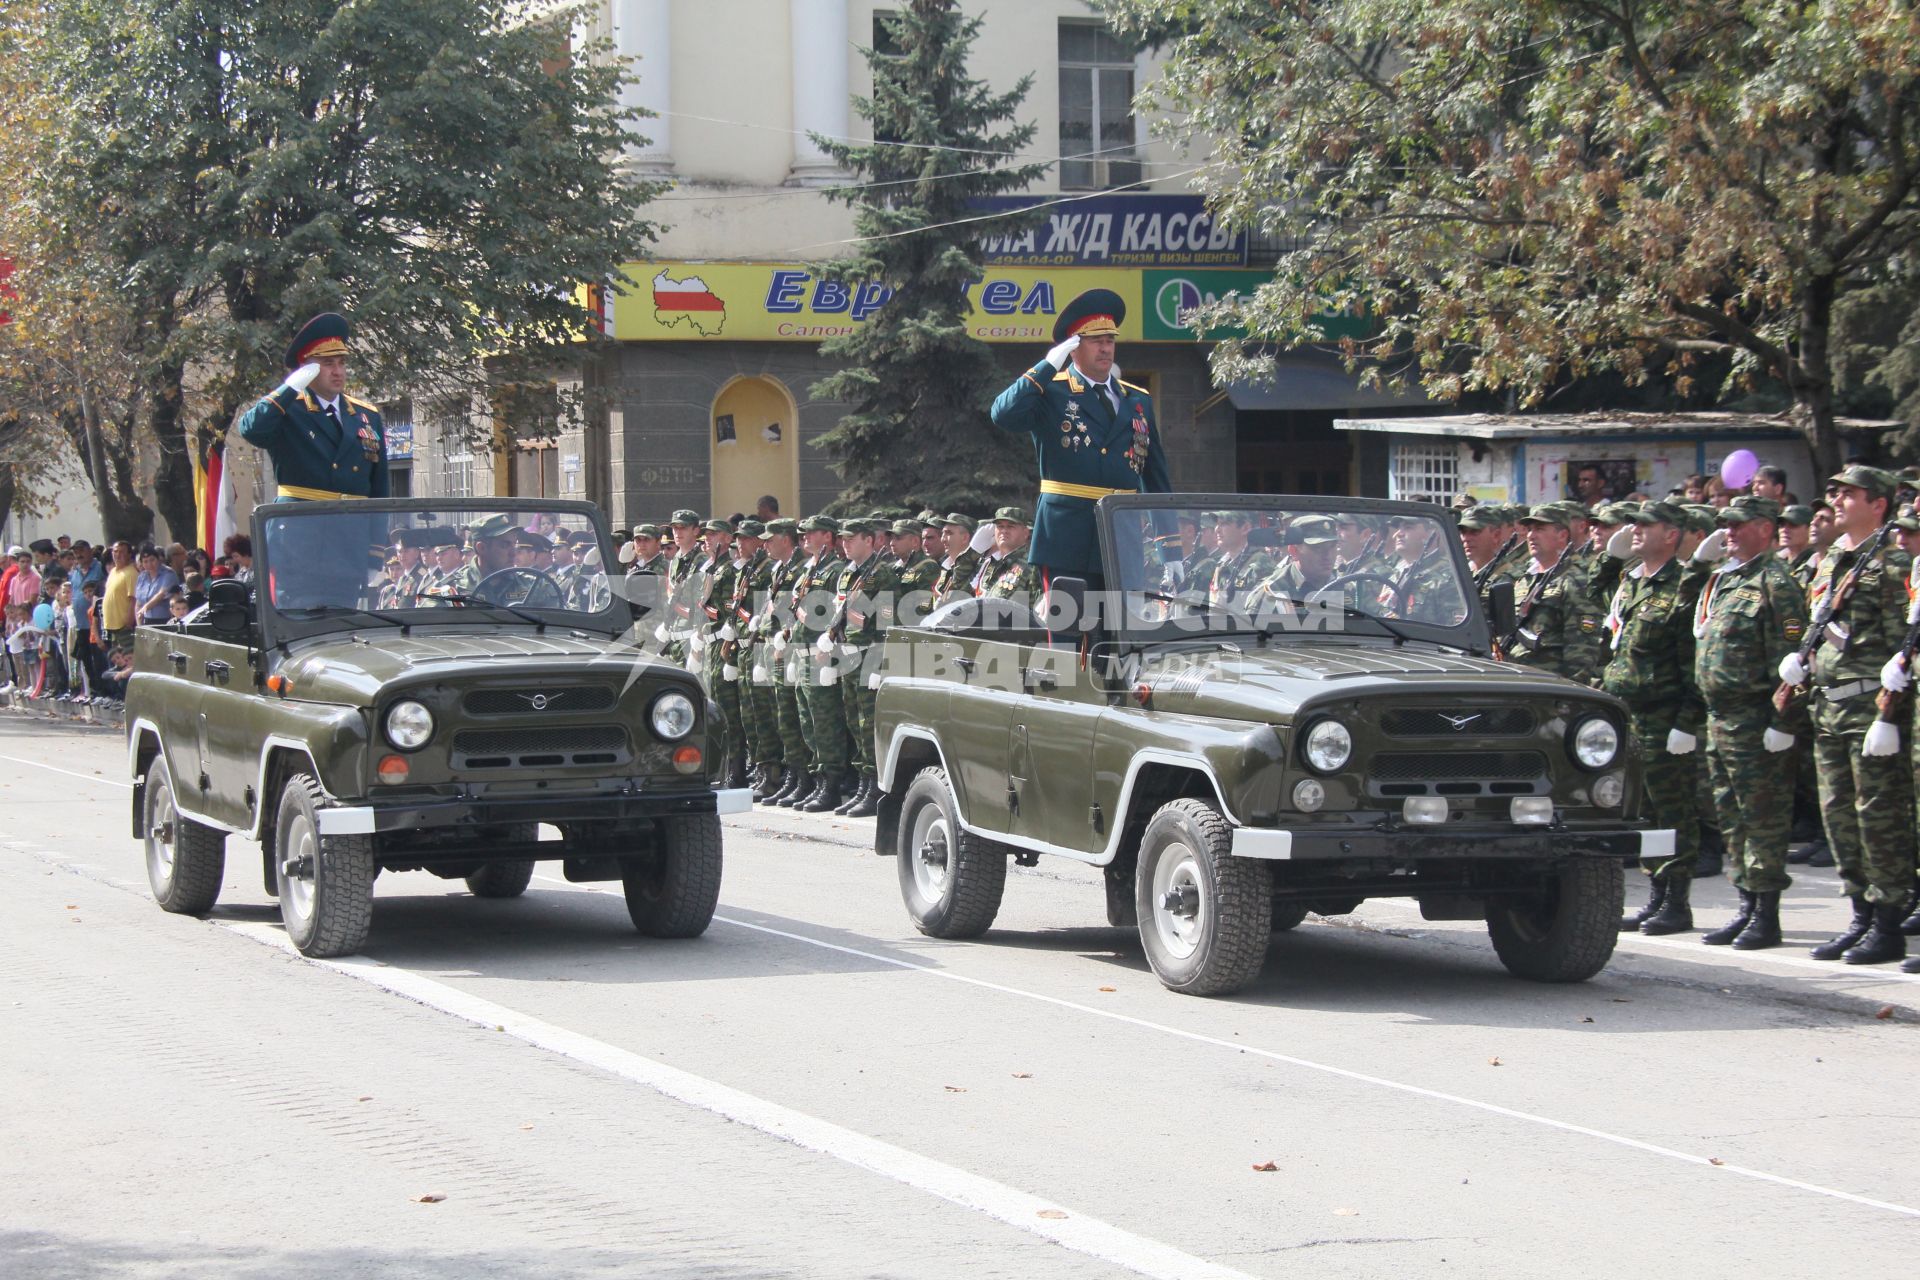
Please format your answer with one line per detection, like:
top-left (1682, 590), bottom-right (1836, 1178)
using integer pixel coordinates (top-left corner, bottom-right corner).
top-left (694, 529), bottom-right (740, 767)
top-left (791, 524), bottom-right (850, 778)
top-left (753, 541), bottom-right (810, 779)
top-left (1601, 554), bottom-right (1703, 886)
top-left (1807, 517), bottom-right (1915, 907)
top-left (932, 514), bottom-right (983, 606)
top-left (893, 541), bottom-right (941, 629)
top-left (1380, 545), bottom-right (1470, 628)
top-left (1504, 512), bottom-right (1603, 681)
top-left (1206, 544), bottom-right (1277, 610)
top-left (980, 546), bottom-right (1040, 603)
top-left (833, 531), bottom-right (900, 785)
top-left (1694, 541), bottom-right (1808, 894)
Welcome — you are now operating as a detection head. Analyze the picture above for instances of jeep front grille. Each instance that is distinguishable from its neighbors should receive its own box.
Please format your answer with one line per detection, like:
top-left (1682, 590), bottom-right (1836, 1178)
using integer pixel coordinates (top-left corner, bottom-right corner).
top-left (1380, 707), bottom-right (1533, 737)
top-left (451, 725), bottom-right (630, 770)
top-left (463, 686), bottom-right (618, 716)
top-left (1368, 750), bottom-right (1547, 799)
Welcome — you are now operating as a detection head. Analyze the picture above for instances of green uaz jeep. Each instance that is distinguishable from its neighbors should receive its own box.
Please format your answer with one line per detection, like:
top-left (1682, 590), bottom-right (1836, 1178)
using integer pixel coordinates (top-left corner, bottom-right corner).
top-left (873, 494), bottom-right (1670, 996)
top-left (128, 498), bottom-right (744, 958)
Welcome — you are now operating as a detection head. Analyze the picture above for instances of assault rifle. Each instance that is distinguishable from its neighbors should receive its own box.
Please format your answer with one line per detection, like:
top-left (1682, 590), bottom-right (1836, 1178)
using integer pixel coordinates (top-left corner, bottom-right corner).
top-left (1775, 521), bottom-right (1896, 715)
top-left (1493, 550), bottom-right (1571, 662)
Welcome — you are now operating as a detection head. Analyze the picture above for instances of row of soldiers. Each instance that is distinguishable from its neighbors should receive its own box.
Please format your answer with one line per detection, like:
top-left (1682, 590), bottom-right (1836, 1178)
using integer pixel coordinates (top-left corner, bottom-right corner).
top-left (373, 516), bottom-right (610, 612)
top-left (1455, 469), bottom-right (1920, 968)
top-left (621, 507), bottom-right (1039, 818)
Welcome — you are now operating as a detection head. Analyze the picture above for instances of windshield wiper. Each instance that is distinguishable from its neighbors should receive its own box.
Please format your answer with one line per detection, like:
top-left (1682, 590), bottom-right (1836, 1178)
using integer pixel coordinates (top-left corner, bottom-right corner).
top-left (278, 605), bottom-right (410, 628)
top-left (414, 589), bottom-right (549, 629)
top-left (1315, 600), bottom-right (1420, 646)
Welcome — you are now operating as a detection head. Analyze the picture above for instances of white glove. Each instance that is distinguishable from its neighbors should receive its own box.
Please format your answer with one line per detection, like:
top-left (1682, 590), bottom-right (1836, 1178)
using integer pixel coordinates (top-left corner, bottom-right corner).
top-left (1045, 334), bottom-right (1080, 370)
top-left (772, 634), bottom-right (788, 655)
top-left (819, 664), bottom-right (839, 686)
top-left (280, 362), bottom-right (320, 394)
top-left (1692, 529), bottom-right (1730, 564)
top-left (1762, 727), bottom-right (1795, 753)
top-left (1665, 729), bottom-right (1697, 755)
top-left (690, 633), bottom-right (707, 655)
top-left (814, 633), bottom-right (832, 654)
top-left (719, 622), bottom-right (737, 642)
top-left (867, 672), bottom-right (882, 690)
top-left (969, 523), bottom-right (996, 555)
top-left (721, 663), bottom-right (739, 681)
top-left (1864, 719), bottom-right (1902, 757)
top-left (1606, 527), bottom-right (1636, 559)
top-left (1882, 652), bottom-right (1912, 694)
top-left (618, 542), bottom-right (638, 565)
top-left (1777, 652), bottom-right (1808, 686)
top-left (652, 623), bottom-right (669, 644)
top-left (751, 664), bottom-right (769, 684)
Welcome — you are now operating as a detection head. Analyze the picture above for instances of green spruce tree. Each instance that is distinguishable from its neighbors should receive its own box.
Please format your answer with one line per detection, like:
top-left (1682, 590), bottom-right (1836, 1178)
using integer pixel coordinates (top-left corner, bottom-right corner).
top-left (807, 0), bottom-right (1049, 515)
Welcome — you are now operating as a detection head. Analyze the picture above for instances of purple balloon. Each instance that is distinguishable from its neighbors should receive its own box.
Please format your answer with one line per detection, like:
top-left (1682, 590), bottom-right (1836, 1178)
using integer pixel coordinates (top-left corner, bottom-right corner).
top-left (1720, 449), bottom-right (1760, 490)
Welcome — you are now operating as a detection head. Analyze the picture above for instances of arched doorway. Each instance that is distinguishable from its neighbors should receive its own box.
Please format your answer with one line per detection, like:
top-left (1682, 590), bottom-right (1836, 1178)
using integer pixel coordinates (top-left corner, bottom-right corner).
top-left (710, 375), bottom-right (799, 519)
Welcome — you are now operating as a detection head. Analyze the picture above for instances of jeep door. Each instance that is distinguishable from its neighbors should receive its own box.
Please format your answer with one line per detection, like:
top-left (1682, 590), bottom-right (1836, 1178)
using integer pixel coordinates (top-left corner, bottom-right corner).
top-left (936, 631), bottom-right (1018, 836)
top-left (1007, 641), bottom-right (1100, 854)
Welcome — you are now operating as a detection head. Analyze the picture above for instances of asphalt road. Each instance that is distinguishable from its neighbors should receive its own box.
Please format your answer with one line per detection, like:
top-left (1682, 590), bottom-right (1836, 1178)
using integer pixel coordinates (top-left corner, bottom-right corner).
top-left (3, 711), bottom-right (1919, 1279)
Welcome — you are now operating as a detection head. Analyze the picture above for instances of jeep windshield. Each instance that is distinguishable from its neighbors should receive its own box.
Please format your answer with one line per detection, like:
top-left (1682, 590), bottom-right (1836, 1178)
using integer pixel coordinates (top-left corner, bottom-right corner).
top-left (256, 500), bottom-right (623, 642)
top-left (1099, 497), bottom-right (1479, 645)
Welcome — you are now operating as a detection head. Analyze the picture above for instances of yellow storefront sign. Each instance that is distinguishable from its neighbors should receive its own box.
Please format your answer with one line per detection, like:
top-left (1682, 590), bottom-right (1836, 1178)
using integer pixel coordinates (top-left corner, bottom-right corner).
top-left (611, 262), bottom-right (1143, 344)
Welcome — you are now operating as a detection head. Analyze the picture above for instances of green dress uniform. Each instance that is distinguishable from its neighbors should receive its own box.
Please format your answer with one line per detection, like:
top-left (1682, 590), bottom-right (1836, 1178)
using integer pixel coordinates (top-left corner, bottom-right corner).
top-left (989, 290), bottom-right (1171, 585)
top-left (238, 314), bottom-right (388, 501)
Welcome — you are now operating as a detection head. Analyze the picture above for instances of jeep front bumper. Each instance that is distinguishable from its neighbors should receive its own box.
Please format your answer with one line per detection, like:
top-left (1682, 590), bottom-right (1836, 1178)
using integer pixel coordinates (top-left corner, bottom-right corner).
top-left (1230, 827), bottom-right (1671, 862)
top-left (315, 787), bottom-right (753, 835)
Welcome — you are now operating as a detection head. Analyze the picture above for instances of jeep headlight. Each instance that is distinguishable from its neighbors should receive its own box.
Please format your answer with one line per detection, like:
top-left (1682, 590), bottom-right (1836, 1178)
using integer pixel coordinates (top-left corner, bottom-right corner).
top-left (1303, 719), bottom-right (1352, 773)
top-left (1571, 716), bottom-right (1620, 770)
top-left (385, 699), bottom-right (434, 751)
top-left (650, 691), bottom-right (696, 741)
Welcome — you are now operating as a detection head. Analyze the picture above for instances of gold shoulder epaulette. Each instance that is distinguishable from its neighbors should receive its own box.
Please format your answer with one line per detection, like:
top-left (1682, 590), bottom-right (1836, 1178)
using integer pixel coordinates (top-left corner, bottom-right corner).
top-left (343, 394), bottom-right (378, 414)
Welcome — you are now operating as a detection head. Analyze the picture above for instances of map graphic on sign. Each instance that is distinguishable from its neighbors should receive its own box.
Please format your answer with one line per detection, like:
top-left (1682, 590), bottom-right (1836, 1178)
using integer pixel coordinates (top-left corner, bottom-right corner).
top-left (652, 269), bottom-right (726, 336)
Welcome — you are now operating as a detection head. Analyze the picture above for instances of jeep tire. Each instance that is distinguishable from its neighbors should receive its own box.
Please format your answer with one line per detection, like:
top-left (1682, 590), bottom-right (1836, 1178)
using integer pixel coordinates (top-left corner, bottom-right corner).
top-left (274, 772), bottom-right (376, 958)
top-left (623, 813), bottom-right (723, 937)
top-left (896, 766), bottom-right (1007, 939)
top-left (144, 756), bottom-right (226, 916)
top-left (466, 825), bottom-right (538, 898)
top-left (1487, 858), bottom-right (1622, 982)
top-left (1270, 901), bottom-right (1311, 933)
top-left (1136, 798), bottom-right (1271, 996)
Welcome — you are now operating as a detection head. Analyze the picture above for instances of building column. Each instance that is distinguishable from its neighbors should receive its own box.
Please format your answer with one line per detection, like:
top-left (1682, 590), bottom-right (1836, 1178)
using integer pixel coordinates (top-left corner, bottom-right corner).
top-left (787, 0), bottom-right (849, 186)
top-left (614, 0), bottom-right (672, 178)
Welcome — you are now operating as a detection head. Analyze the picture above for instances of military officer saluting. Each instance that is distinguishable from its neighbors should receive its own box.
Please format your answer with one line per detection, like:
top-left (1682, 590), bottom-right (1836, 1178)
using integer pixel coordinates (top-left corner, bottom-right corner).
top-left (238, 312), bottom-right (389, 500)
top-left (991, 289), bottom-right (1171, 589)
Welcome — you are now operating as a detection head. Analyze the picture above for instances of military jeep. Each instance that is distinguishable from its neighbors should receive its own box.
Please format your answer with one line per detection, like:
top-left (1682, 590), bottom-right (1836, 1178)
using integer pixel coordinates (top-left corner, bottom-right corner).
top-left (873, 494), bottom-right (1672, 996)
top-left (127, 498), bottom-right (745, 958)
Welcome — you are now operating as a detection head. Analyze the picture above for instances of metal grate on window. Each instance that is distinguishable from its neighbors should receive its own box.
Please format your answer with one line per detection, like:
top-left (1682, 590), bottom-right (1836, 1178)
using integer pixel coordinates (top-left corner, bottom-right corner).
top-left (1389, 442), bottom-right (1460, 505)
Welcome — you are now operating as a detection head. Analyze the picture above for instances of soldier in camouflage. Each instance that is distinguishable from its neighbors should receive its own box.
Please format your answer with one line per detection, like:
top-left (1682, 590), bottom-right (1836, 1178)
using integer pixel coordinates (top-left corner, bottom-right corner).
top-left (979, 508), bottom-right (1041, 603)
top-left (1457, 505), bottom-right (1518, 620)
top-left (1605, 501), bottom-right (1707, 935)
top-left (791, 516), bottom-right (850, 813)
top-left (1788, 465), bottom-right (1914, 965)
top-left (891, 518), bottom-right (941, 627)
top-left (827, 519), bottom-right (899, 818)
top-left (752, 519), bottom-right (810, 805)
top-left (1205, 511), bottom-right (1277, 610)
top-left (1250, 515), bottom-right (1341, 608)
top-left (1691, 496), bottom-right (1808, 948)
top-left (662, 509), bottom-right (703, 665)
top-left (931, 514), bottom-right (983, 606)
top-left (1333, 513), bottom-right (1393, 582)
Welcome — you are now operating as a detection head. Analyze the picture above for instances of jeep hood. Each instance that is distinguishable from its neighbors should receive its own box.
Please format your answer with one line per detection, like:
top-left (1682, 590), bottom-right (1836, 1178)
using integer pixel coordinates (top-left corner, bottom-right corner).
top-left (275, 629), bottom-right (670, 704)
top-left (1139, 639), bottom-right (1600, 722)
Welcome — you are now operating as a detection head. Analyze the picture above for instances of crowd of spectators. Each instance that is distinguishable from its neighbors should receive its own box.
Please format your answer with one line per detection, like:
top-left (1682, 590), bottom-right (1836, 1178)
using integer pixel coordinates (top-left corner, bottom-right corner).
top-left (0, 531), bottom-right (252, 706)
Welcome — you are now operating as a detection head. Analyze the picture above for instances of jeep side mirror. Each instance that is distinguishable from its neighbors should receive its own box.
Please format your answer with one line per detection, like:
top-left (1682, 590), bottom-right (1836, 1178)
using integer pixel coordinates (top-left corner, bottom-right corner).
top-left (626, 568), bottom-right (663, 619)
top-left (1041, 575), bottom-right (1093, 635)
top-left (206, 579), bottom-right (253, 639)
top-left (1486, 579), bottom-right (1516, 641)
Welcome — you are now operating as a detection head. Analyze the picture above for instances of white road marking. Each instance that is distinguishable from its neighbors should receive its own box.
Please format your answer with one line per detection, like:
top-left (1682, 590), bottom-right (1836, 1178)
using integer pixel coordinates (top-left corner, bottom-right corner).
top-left (0, 753), bottom-right (134, 789)
top-left (216, 918), bottom-right (1257, 1280)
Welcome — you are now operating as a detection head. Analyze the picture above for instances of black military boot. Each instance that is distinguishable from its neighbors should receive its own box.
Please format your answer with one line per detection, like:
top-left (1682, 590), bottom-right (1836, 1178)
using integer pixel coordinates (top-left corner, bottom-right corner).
top-left (1640, 877), bottom-right (1693, 935)
top-left (799, 771), bottom-right (843, 813)
top-left (832, 776), bottom-right (863, 815)
top-left (1621, 877), bottom-right (1667, 932)
top-left (1900, 891), bottom-right (1920, 937)
top-left (1903, 955), bottom-right (1920, 974)
top-left (727, 754), bottom-right (750, 790)
top-left (1811, 897), bottom-right (1874, 960)
top-left (775, 772), bottom-right (816, 808)
top-left (1692, 827), bottom-right (1724, 879)
top-left (1701, 889), bottom-right (1755, 946)
top-left (751, 765), bottom-right (784, 802)
top-left (1806, 840), bottom-right (1835, 868)
top-left (1843, 904), bottom-right (1908, 965)
top-left (845, 775), bottom-right (879, 818)
top-left (1731, 891), bottom-right (1783, 950)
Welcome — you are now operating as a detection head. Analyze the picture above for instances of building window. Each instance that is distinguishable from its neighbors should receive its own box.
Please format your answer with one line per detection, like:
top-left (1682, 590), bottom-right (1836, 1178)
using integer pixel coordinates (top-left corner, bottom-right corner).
top-left (1059, 22), bottom-right (1140, 191)
top-left (512, 443), bottom-right (561, 498)
top-left (1389, 441), bottom-right (1459, 505)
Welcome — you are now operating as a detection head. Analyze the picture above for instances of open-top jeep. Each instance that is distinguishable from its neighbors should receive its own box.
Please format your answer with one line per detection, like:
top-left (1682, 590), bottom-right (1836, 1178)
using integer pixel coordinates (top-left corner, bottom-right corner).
top-left (873, 494), bottom-right (1672, 996)
top-left (128, 498), bottom-right (746, 957)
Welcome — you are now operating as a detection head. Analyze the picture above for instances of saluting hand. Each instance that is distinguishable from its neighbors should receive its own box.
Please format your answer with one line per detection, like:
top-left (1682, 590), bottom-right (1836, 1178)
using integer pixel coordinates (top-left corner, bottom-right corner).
top-left (1045, 334), bottom-right (1081, 370)
top-left (280, 362), bottom-right (321, 394)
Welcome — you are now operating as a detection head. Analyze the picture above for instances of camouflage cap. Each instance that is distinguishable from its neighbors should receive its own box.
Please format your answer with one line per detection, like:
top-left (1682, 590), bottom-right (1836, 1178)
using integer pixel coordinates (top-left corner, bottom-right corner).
top-left (1899, 466), bottom-right (1920, 487)
top-left (867, 510), bottom-right (897, 525)
top-left (763, 517), bottom-right (799, 538)
top-left (1592, 501), bottom-right (1639, 526)
top-left (1546, 500), bottom-right (1590, 522)
top-left (1518, 503), bottom-right (1572, 528)
top-left (1895, 503), bottom-right (1920, 533)
top-left (1454, 505), bottom-right (1502, 531)
top-left (631, 523), bottom-right (663, 540)
top-left (470, 514), bottom-right (519, 542)
top-left (668, 508), bottom-right (701, 527)
top-left (890, 518), bottom-right (924, 536)
top-left (839, 518), bottom-right (876, 536)
top-left (1778, 504), bottom-right (1814, 527)
top-left (1681, 504), bottom-right (1721, 533)
top-left (797, 515), bottom-right (841, 534)
top-left (1624, 499), bottom-right (1685, 527)
top-left (700, 519), bottom-right (733, 534)
top-left (735, 519), bottom-right (766, 538)
top-left (1829, 464), bottom-right (1898, 502)
top-left (938, 512), bottom-right (977, 532)
top-left (1716, 496), bottom-right (1782, 526)
top-left (991, 506), bottom-right (1031, 525)
top-left (915, 509), bottom-right (940, 524)
top-left (1496, 503), bottom-right (1529, 525)
top-left (1287, 514), bottom-right (1339, 545)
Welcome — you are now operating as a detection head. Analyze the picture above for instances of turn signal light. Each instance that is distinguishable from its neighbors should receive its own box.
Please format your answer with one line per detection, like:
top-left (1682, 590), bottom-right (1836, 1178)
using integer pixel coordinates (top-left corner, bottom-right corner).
top-left (1132, 683), bottom-right (1152, 707)
top-left (265, 674), bottom-right (291, 696)
top-left (672, 745), bottom-right (703, 774)
top-left (375, 754), bottom-right (410, 783)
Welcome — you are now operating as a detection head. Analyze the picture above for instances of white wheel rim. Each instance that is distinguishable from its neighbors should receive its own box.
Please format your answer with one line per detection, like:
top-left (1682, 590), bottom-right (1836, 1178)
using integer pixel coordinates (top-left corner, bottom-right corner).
top-left (1150, 841), bottom-right (1206, 961)
top-left (145, 776), bottom-right (177, 892)
top-left (282, 815), bottom-right (317, 923)
top-left (908, 803), bottom-right (952, 903)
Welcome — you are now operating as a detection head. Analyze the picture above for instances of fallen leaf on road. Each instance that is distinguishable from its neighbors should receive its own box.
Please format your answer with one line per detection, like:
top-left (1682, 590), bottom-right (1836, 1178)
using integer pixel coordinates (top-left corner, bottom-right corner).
top-left (519, 1124), bottom-right (534, 1131)
top-left (411, 1193), bottom-right (445, 1204)
top-left (64, 904), bottom-right (76, 909)
top-left (1098, 986), bottom-right (1116, 993)
top-left (1488, 1057), bottom-right (1502, 1066)
top-left (1708, 1158), bottom-right (1725, 1167)
top-left (1610, 997), bottom-right (1631, 1003)
top-left (494, 1025), bottom-right (505, 1032)
top-left (1875, 1005), bottom-right (1895, 1020)
top-left (1334, 1207), bottom-right (1358, 1216)
top-left (357, 1096), bottom-right (372, 1102)
top-left (1251, 1161), bottom-right (1277, 1172)
top-left (1011, 1072), bottom-right (1032, 1079)
top-left (1036, 1209), bottom-right (1068, 1220)
top-left (943, 1085), bottom-right (967, 1093)
top-left (1581, 1016), bottom-right (1594, 1023)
